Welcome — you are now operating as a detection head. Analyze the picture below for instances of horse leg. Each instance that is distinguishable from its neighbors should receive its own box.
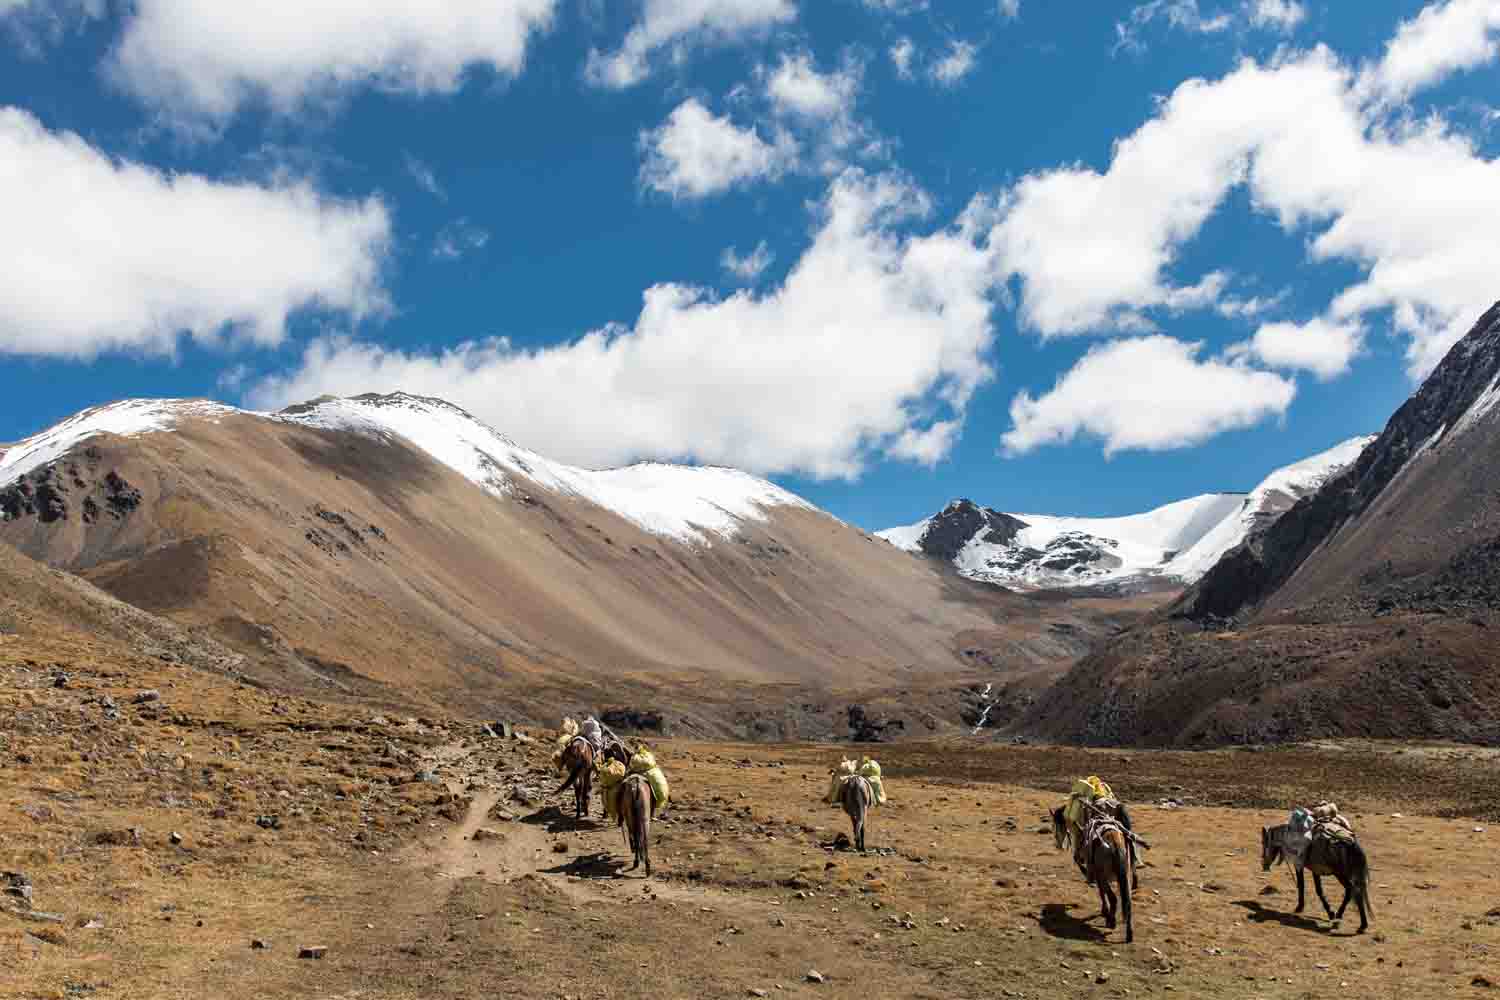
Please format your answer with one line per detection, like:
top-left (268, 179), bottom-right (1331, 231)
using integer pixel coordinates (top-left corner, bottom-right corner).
top-left (1312, 872), bottom-right (1335, 921)
top-left (1097, 864), bottom-right (1116, 929)
top-left (1293, 865), bottom-right (1306, 914)
top-left (1129, 842), bottom-right (1139, 892)
top-left (1354, 885), bottom-right (1369, 934)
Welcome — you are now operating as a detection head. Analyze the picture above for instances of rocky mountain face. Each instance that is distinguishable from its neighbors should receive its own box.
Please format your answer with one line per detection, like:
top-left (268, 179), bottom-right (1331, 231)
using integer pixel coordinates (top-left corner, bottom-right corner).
top-left (1024, 300), bottom-right (1500, 747)
top-left (0, 392), bottom-right (1142, 737)
top-left (879, 436), bottom-right (1369, 593)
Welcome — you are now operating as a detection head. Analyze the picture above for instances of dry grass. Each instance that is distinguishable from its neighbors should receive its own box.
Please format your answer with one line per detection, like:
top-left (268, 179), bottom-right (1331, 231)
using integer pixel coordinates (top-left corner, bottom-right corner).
top-left (5, 631), bottom-right (1498, 999)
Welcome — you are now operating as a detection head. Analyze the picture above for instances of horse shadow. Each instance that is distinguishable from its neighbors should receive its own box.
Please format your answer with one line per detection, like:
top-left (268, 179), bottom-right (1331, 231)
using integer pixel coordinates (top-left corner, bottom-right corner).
top-left (520, 805), bottom-right (603, 834)
top-left (1232, 899), bottom-right (1335, 934)
top-left (540, 851), bottom-right (629, 881)
top-left (1037, 903), bottom-right (1108, 942)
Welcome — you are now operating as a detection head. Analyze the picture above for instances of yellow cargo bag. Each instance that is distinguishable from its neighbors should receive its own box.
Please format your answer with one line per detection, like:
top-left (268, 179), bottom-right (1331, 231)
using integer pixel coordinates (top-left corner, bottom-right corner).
top-left (597, 759), bottom-right (627, 820)
top-left (858, 757), bottom-right (888, 805)
top-left (1064, 776), bottom-right (1114, 830)
top-left (627, 746), bottom-right (670, 815)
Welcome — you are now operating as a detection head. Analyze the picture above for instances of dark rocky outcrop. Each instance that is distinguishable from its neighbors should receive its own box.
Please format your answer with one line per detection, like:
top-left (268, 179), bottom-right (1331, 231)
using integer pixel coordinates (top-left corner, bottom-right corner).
top-left (1178, 300), bottom-right (1500, 622)
top-left (915, 500), bottom-right (1028, 562)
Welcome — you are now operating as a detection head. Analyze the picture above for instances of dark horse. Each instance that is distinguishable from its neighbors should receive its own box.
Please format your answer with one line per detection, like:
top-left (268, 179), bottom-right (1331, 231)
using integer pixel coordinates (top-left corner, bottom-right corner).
top-left (554, 737), bottom-right (595, 821)
top-left (839, 774), bottom-right (873, 853)
top-left (617, 773), bottom-right (652, 876)
top-left (1052, 806), bottom-right (1134, 943)
top-left (1261, 824), bottom-right (1373, 933)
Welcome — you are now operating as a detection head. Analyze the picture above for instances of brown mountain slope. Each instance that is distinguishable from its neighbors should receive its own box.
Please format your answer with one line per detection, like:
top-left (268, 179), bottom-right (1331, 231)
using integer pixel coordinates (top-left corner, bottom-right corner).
top-left (1023, 301), bottom-right (1500, 746)
top-left (1, 395), bottom-right (1145, 736)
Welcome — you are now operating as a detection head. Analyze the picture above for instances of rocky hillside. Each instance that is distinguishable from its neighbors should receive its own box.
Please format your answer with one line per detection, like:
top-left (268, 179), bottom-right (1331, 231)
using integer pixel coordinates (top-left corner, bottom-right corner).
top-left (0, 392), bottom-right (1144, 737)
top-left (1023, 301), bottom-right (1500, 746)
top-left (878, 435), bottom-right (1369, 593)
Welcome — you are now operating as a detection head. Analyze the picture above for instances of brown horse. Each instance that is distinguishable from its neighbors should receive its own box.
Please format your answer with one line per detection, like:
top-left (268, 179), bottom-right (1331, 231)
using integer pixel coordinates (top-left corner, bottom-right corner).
top-left (617, 773), bottom-right (652, 876)
top-left (839, 774), bottom-right (872, 853)
top-left (554, 737), bottom-right (595, 821)
top-left (1261, 824), bottom-right (1373, 933)
top-left (1052, 806), bottom-right (1134, 943)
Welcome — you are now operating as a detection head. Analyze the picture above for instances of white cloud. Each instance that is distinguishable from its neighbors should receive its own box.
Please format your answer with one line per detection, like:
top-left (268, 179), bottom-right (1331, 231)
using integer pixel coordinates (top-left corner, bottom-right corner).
top-left (103, 1), bottom-right (555, 121)
top-left (764, 51), bottom-right (858, 120)
top-left (1361, 0), bottom-right (1500, 103)
top-left (720, 241), bottom-right (774, 282)
top-left (1228, 317), bottom-right (1362, 379)
top-left (999, 0), bottom-right (1021, 19)
top-left (930, 40), bottom-right (979, 86)
top-left (988, 41), bottom-right (1500, 374)
top-left (433, 219), bottom-right (490, 260)
top-left (0, 107), bottom-right (389, 359)
top-left (639, 97), bottom-right (797, 199)
top-left (1247, 0), bottom-right (1305, 32)
top-left (0, 0), bottom-right (102, 53)
top-left (760, 51), bottom-right (880, 171)
top-left (404, 153), bottom-right (445, 200)
top-left (860, 0), bottom-right (927, 11)
top-left (1115, 1), bottom-right (1233, 55)
top-left (250, 170), bottom-right (999, 480)
top-left (585, 0), bottom-right (796, 89)
top-left (1002, 335), bottom-right (1296, 456)
top-left (889, 37), bottom-right (916, 79)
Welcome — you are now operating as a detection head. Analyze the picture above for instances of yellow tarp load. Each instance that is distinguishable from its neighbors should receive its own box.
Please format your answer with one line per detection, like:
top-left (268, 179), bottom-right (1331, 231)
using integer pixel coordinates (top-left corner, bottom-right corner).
top-left (597, 759), bottom-right (628, 820)
top-left (824, 757), bottom-right (887, 806)
top-left (628, 747), bottom-right (670, 816)
top-left (859, 757), bottom-right (887, 805)
top-left (550, 717), bottom-right (581, 770)
top-left (825, 758), bottom-right (858, 804)
top-left (1064, 775), bottom-right (1114, 830)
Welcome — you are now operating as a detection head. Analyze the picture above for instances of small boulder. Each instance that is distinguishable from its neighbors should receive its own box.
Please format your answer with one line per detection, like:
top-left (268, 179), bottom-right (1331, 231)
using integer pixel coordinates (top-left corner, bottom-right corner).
top-left (132, 690), bottom-right (161, 704)
top-left (298, 946), bottom-right (326, 960)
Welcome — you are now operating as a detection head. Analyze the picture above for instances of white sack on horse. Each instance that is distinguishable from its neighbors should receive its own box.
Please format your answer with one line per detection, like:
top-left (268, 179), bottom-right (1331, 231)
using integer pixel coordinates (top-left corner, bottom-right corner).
top-left (825, 758), bottom-right (859, 804)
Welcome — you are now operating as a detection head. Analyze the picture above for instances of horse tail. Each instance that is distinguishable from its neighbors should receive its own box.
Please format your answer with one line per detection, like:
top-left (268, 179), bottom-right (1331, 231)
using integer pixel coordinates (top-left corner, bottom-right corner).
top-left (1349, 839), bottom-right (1373, 919)
top-left (555, 758), bottom-right (585, 796)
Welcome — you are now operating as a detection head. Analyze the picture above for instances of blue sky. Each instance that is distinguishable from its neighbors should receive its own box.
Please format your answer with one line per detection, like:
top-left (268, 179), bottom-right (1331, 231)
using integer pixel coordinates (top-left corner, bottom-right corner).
top-left (1, 0), bottom-right (1497, 531)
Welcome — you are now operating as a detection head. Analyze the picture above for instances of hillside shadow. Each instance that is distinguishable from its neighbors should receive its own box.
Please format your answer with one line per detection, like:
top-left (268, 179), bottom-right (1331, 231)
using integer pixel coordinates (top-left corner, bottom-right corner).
top-left (1037, 903), bottom-right (1108, 942)
top-left (540, 851), bottom-right (630, 880)
top-left (1232, 899), bottom-right (1332, 933)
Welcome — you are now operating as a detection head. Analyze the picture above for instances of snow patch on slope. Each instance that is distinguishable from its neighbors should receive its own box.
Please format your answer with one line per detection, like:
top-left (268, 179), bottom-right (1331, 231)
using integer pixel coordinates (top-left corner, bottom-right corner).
top-left (877, 436), bottom-right (1372, 590)
top-left (1165, 435), bottom-right (1375, 580)
top-left (276, 393), bottom-right (817, 544)
top-left (0, 398), bottom-right (236, 487)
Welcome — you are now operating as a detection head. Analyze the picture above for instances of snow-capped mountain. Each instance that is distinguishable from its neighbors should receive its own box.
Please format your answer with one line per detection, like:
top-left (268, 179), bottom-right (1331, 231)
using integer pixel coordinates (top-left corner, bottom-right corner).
top-left (2, 392), bottom-right (815, 545)
top-left (878, 435), bottom-right (1374, 591)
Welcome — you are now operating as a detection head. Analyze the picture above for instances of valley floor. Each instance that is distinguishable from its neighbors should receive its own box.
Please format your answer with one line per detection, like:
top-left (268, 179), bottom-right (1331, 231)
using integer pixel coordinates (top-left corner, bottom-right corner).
top-left (4, 636), bottom-right (1498, 999)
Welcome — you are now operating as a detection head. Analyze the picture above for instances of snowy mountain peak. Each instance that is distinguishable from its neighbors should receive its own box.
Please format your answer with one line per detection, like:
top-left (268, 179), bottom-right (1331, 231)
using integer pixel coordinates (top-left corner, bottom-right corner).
top-left (878, 436), bottom-right (1373, 591)
top-left (2, 393), bottom-right (818, 546)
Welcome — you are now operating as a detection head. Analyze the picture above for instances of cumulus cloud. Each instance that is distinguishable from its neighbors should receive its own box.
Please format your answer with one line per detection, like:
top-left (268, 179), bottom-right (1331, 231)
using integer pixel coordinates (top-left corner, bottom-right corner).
top-left (764, 51), bottom-right (858, 120)
top-left (987, 39), bottom-right (1500, 374)
top-left (1360, 0), bottom-right (1500, 102)
top-left (250, 170), bottom-right (999, 480)
top-left (720, 241), bottom-right (774, 282)
top-left (1248, 0), bottom-right (1305, 32)
top-left (103, 0), bottom-right (556, 121)
top-left (639, 97), bottom-right (797, 199)
top-left (759, 51), bottom-right (880, 170)
top-left (585, 0), bottom-right (795, 89)
top-left (1228, 317), bottom-right (1363, 379)
top-left (0, 107), bottom-right (389, 359)
top-left (0, 0), bottom-right (103, 53)
top-left (1002, 336), bottom-right (1296, 456)
top-left (930, 40), bottom-right (979, 86)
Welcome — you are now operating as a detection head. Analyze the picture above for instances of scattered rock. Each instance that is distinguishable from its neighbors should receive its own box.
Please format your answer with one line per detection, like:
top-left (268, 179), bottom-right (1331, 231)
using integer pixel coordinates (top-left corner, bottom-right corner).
top-left (132, 690), bottom-right (161, 704)
top-left (170, 831), bottom-right (183, 846)
top-left (1259, 885), bottom-right (1279, 895)
top-left (749, 990), bottom-right (769, 998)
top-left (251, 939), bottom-right (268, 950)
top-left (806, 970), bottom-right (826, 984)
top-left (473, 828), bottom-right (504, 842)
top-left (415, 770), bottom-right (438, 783)
top-left (255, 815), bottom-right (281, 830)
top-left (298, 946), bottom-right (327, 960)
top-left (552, 841), bottom-right (569, 854)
